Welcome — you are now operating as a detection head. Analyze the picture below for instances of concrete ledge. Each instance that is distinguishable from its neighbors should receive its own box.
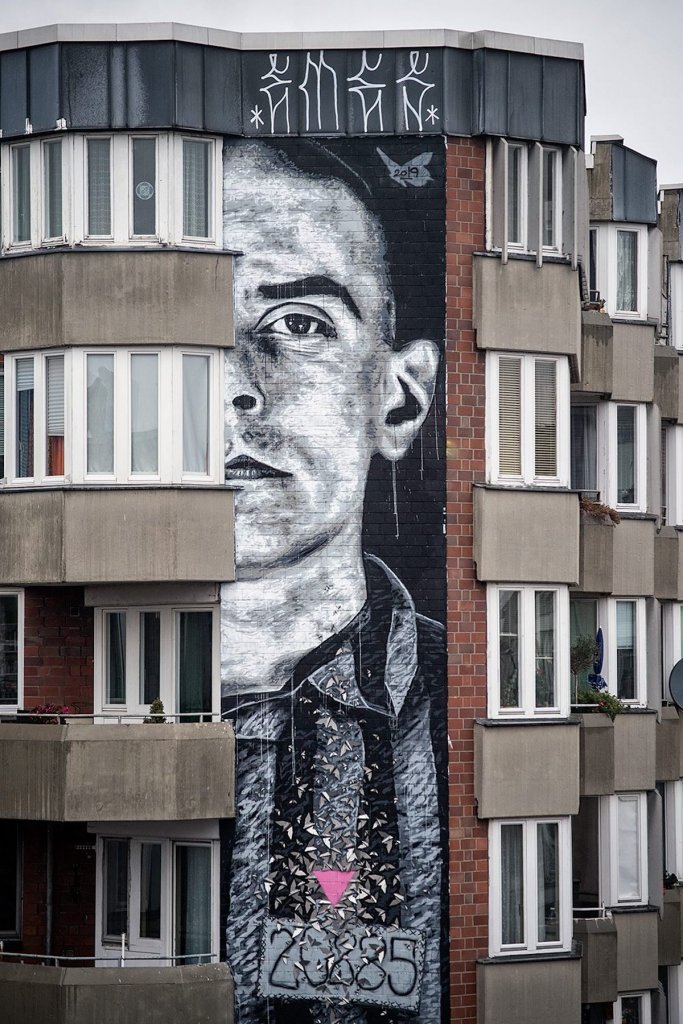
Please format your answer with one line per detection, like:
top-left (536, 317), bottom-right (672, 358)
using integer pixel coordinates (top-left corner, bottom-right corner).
top-left (0, 722), bottom-right (235, 821)
top-left (612, 519), bottom-right (655, 597)
top-left (659, 889), bottom-right (683, 967)
top-left (0, 962), bottom-right (233, 1024)
top-left (0, 488), bottom-right (234, 585)
top-left (611, 323), bottom-right (655, 403)
top-left (0, 249), bottom-right (234, 352)
top-left (577, 513), bottom-right (614, 593)
top-left (614, 909), bottom-right (659, 992)
top-left (654, 346), bottom-right (681, 421)
top-left (578, 712), bottom-right (656, 795)
top-left (477, 956), bottom-right (581, 1024)
top-left (573, 916), bottom-right (617, 1003)
top-left (473, 487), bottom-right (579, 584)
top-left (474, 721), bottom-right (579, 818)
top-left (574, 311), bottom-right (612, 395)
top-left (656, 707), bottom-right (681, 781)
top-left (473, 255), bottom-right (581, 359)
top-left (655, 528), bottom-right (683, 601)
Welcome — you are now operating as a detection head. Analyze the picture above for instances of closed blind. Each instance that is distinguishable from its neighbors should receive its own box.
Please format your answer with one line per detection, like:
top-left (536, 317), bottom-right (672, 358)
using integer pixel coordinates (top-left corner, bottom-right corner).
top-left (534, 360), bottom-right (557, 477)
top-left (183, 141), bottom-right (210, 238)
top-left (43, 140), bottom-right (62, 239)
top-left (16, 358), bottom-right (34, 391)
top-left (87, 138), bottom-right (112, 236)
top-left (46, 355), bottom-right (64, 435)
top-left (498, 357), bottom-right (521, 475)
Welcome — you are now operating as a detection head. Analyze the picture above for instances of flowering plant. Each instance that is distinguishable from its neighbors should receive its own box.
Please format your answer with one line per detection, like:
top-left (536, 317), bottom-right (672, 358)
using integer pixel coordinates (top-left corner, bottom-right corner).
top-left (575, 684), bottom-right (627, 721)
top-left (21, 703), bottom-right (75, 724)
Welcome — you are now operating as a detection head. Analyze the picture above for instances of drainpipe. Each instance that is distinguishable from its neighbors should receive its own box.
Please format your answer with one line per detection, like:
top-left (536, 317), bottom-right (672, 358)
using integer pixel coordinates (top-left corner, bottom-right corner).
top-left (46, 824), bottom-right (53, 958)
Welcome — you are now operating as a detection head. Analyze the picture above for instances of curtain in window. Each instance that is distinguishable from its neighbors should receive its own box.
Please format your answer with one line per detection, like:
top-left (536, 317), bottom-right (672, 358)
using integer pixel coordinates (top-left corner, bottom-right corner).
top-left (182, 355), bottom-right (209, 474)
top-left (535, 360), bottom-right (557, 477)
top-left (183, 141), bottom-right (209, 238)
top-left (87, 138), bottom-right (111, 236)
top-left (570, 406), bottom-right (597, 492)
top-left (46, 355), bottom-right (65, 476)
top-left (176, 845), bottom-right (211, 964)
top-left (87, 354), bottom-right (115, 474)
top-left (130, 354), bottom-right (159, 474)
top-left (535, 591), bottom-right (556, 708)
top-left (15, 357), bottom-right (34, 478)
top-left (616, 601), bottom-right (636, 700)
top-left (177, 612), bottom-right (212, 716)
top-left (498, 358), bottom-right (521, 475)
top-left (501, 823), bottom-right (524, 945)
top-left (498, 591), bottom-right (519, 708)
top-left (0, 594), bottom-right (18, 706)
top-left (617, 230), bottom-right (638, 313)
top-left (536, 822), bottom-right (559, 942)
top-left (43, 140), bottom-right (62, 239)
top-left (617, 796), bottom-right (640, 901)
top-left (106, 611), bottom-right (126, 705)
top-left (12, 145), bottom-right (31, 243)
top-left (616, 406), bottom-right (636, 504)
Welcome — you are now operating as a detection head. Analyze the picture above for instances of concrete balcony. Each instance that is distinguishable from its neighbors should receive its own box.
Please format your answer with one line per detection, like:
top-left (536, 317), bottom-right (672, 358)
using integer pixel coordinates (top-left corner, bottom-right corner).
top-left (0, 962), bottom-right (233, 1024)
top-left (0, 487), bottom-right (234, 585)
top-left (578, 711), bottom-right (656, 796)
top-left (573, 916), bottom-right (617, 1003)
top-left (474, 720), bottom-right (580, 819)
top-left (574, 311), bottom-right (655, 401)
top-left (576, 514), bottom-right (655, 596)
top-left (659, 889), bottom-right (683, 967)
top-left (654, 345), bottom-right (683, 423)
top-left (473, 254), bottom-right (581, 360)
top-left (476, 955), bottom-right (581, 1024)
top-left (0, 248), bottom-right (234, 352)
top-left (614, 909), bottom-right (659, 992)
top-left (473, 486), bottom-right (579, 584)
top-left (656, 706), bottom-right (683, 781)
top-left (656, 527), bottom-right (683, 600)
top-left (0, 722), bottom-right (234, 821)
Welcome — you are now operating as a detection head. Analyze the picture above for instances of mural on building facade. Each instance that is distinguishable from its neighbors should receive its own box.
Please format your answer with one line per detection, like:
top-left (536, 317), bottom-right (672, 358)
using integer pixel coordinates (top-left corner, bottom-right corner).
top-left (219, 136), bottom-right (447, 1023)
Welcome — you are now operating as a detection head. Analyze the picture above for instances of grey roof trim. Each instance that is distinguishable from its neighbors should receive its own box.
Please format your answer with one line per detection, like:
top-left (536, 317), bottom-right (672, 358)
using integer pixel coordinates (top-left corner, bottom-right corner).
top-left (0, 22), bottom-right (584, 60)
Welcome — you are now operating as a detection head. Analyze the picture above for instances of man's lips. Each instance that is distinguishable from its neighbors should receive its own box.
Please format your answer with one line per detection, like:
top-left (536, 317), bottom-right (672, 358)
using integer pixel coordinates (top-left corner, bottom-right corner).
top-left (224, 455), bottom-right (291, 481)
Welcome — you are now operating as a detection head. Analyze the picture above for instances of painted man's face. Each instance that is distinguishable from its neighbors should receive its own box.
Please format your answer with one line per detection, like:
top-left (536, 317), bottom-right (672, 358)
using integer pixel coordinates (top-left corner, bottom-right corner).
top-left (223, 142), bottom-right (437, 572)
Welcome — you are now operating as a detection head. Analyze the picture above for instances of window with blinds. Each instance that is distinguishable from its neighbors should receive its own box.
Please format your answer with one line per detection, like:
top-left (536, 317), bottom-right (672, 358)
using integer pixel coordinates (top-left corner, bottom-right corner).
top-left (45, 355), bottom-right (65, 476)
top-left (182, 140), bottom-right (210, 239)
top-left (490, 352), bottom-right (566, 485)
top-left (87, 138), bottom-right (112, 236)
top-left (43, 140), bottom-right (63, 241)
top-left (15, 357), bottom-right (34, 479)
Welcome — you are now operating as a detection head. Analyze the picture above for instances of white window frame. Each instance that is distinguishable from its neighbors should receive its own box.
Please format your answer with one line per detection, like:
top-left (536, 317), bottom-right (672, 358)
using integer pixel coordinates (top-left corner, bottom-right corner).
top-left (486, 352), bottom-right (570, 487)
top-left (600, 793), bottom-right (648, 906)
top-left (0, 589), bottom-right (24, 714)
top-left (94, 824), bottom-right (220, 966)
top-left (601, 402), bottom-right (647, 512)
top-left (614, 992), bottom-right (651, 1024)
top-left (603, 597), bottom-right (647, 706)
top-left (173, 135), bottom-right (222, 247)
top-left (488, 817), bottom-right (572, 956)
top-left (665, 424), bottom-right (683, 525)
top-left (94, 603), bottom-right (221, 720)
top-left (128, 135), bottom-right (162, 242)
top-left (670, 262), bottom-right (683, 349)
top-left (662, 603), bottom-right (683, 703)
top-left (487, 583), bottom-right (569, 718)
top-left (540, 146), bottom-right (562, 255)
top-left (506, 142), bottom-right (528, 252)
top-left (590, 222), bottom-right (649, 321)
top-left (3, 350), bottom-right (70, 486)
top-left (665, 780), bottom-right (683, 880)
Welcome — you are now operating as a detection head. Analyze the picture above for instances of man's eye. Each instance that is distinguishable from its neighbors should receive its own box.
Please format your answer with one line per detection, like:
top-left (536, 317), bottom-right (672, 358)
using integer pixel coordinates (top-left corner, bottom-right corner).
top-left (260, 311), bottom-right (337, 339)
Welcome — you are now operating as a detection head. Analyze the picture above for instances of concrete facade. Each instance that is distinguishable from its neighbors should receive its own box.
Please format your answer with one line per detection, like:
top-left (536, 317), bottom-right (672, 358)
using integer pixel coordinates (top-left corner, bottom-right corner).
top-left (614, 910), bottom-right (660, 992)
top-left (0, 723), bottom-right (235, 820)
top-left (578, 712), bottom-right (657, 795)
top-left (0, 962), bottom-right (234, 1024)
top-left (573, 916), bottom-right (618, 1003)
top-left (474, 720), bottom-right (580, 818)
top-left (0, 250), bottom-right (235, 352)
top-left (476, 957), bottom-right (581, 1024)
top-left (0, 488), bottom-right (235, 584)
top-left (473, 487), bottom-right (579, 584)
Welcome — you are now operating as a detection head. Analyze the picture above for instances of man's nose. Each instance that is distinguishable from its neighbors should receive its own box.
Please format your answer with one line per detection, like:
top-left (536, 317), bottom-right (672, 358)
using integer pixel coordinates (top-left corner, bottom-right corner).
top-left (224, 349), bottom-right (265, 417)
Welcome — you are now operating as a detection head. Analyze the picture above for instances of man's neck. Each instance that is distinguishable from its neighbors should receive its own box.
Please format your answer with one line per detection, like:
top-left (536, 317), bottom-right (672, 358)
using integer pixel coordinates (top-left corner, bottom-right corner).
top-left (220, 533), bottom-right (367, 695)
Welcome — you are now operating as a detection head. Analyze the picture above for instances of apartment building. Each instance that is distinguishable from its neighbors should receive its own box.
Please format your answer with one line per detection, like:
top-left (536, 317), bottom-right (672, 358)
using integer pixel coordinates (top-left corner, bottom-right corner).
top-left (0, 21), bottom-right (680, 1024)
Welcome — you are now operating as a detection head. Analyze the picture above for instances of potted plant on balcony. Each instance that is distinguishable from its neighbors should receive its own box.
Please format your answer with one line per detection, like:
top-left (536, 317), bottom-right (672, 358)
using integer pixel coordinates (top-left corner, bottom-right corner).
top-left (571, 633), bottom-right (626, 720)
top-left (143, 698), bottom-right (167, 724)
top-left (19, 702), bottom-right (75, 724)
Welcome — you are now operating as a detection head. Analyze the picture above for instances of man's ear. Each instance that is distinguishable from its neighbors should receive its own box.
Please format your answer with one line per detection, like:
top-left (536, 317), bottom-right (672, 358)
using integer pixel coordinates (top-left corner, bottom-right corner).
top-left (376, 340), bottom-right (440, 461)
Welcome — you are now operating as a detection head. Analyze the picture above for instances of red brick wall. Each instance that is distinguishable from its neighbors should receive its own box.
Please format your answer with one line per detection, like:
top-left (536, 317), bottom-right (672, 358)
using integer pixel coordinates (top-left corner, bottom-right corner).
top-left (445, 137), bottom-right (489, 1022)
top-left (23, 588), bottom-right (94, 713)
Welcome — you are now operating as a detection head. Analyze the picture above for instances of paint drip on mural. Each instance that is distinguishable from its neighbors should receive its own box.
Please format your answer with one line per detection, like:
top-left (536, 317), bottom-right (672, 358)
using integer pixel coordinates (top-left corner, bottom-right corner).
top-left (219, 136), bottom-right (447, 1023)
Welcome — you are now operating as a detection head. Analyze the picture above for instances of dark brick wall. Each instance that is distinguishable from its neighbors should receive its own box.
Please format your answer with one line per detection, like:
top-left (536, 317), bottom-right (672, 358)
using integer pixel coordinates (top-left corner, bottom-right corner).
top-left (23, 587), bottom-right (93, 713)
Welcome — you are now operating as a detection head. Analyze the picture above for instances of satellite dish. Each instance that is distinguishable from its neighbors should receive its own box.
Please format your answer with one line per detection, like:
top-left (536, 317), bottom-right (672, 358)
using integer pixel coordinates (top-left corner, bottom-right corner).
top-left (669, 658), bottom-right (683, 710)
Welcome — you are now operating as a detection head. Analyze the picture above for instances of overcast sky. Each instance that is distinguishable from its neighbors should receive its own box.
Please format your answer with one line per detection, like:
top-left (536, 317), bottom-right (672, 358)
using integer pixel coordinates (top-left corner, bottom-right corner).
top-left (3, 0), bottom-right (681, 182)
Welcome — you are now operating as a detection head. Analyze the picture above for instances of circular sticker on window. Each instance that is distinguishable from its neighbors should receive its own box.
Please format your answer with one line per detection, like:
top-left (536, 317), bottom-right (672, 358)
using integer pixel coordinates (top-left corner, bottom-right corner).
top-left (135, 181), bottom-right (155, 201)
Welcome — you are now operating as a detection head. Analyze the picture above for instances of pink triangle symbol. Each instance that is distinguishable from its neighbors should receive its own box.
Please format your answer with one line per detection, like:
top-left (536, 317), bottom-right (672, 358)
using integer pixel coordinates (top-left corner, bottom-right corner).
top-left (313, 869), bottom-right (356, 907)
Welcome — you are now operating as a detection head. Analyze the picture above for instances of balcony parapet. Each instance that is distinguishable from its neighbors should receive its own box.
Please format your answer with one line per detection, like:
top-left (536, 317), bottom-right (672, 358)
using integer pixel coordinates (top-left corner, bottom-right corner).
top-left (0, 722), bottom-right (235, 821)
top-left (577, 710), bottom-right (656, 796)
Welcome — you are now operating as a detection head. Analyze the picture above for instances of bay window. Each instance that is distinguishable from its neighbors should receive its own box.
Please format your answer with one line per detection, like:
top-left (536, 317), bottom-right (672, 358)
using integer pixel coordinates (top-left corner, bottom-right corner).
top-left (488, 584), bottom-right (569, 717)
top-left (589, 222), bottom-right (649, 320)
top-left (0, 590), bottom-right (23, 711)
top-left (570, 401), bottom-right (646, 510)
top-left (95, 825), bottom-right (219, 965)
top-left (95, 604), bottom-right (219, 719)
top-left (86, 137), bottom-right (113, 237)
top-left (489, 817), bottom-right (572, 956)
top-left (131, 136), bottom-right (157, 238)
top-left (2, 347), bottom-right (222, 486)
top-left (569, 596), bottom-right (646, 706)
top-left (487, 352), bottom-right (570, 486)
top-left (182, 139), bottom-right (211, 240)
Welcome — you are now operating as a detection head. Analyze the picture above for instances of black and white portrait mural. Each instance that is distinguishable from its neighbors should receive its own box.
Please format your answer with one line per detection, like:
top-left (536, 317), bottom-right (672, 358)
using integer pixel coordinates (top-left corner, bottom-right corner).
top-left (219, 136), bottom-right (447, 1023)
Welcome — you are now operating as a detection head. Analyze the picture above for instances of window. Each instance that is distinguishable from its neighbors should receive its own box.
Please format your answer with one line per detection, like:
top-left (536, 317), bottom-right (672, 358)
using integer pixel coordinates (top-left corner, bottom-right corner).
top-left (614, 994), bottom-right (651, 1024)
top-left (542, 147), bottom-right (561, 251)
top-left (488, 584), bottom-right (569, 718)
top-left (95, 604), bottom-right (219, 719)
top-left (487, 353), bottom-right (569, 486)
top-left (662, 424), bottom-right (683, 525)
top-left (569, 597), bottom-right (598, 696)
top-left (507, 143), bottom-right (527, 249)
top-left (96, 826), bottom-right (218, 965)
top-left (0, 591), bottom-right (23, 712)
top-left (589, 223), bottom-right (648, 320)
top-left (1, 132), bottom-right (221, 252)
top-left (570, 402), bottom-right (647, 509)
top-left (489, 817), bottom-right (572, 956)
top-left (600, 793), bottom-right (648, 905)
top-left (669, 263), bottom-right (683, 349)
top-left (0, 363), bottom-right (4, 478)
top-left (0, 821), bottom-right (20, 937)
top-left (570, 596), bottom-right (646, 706)
top-left (2, 347), bottom-right (221, 486)
top-left (662, 604), bottom-right (683, 702)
